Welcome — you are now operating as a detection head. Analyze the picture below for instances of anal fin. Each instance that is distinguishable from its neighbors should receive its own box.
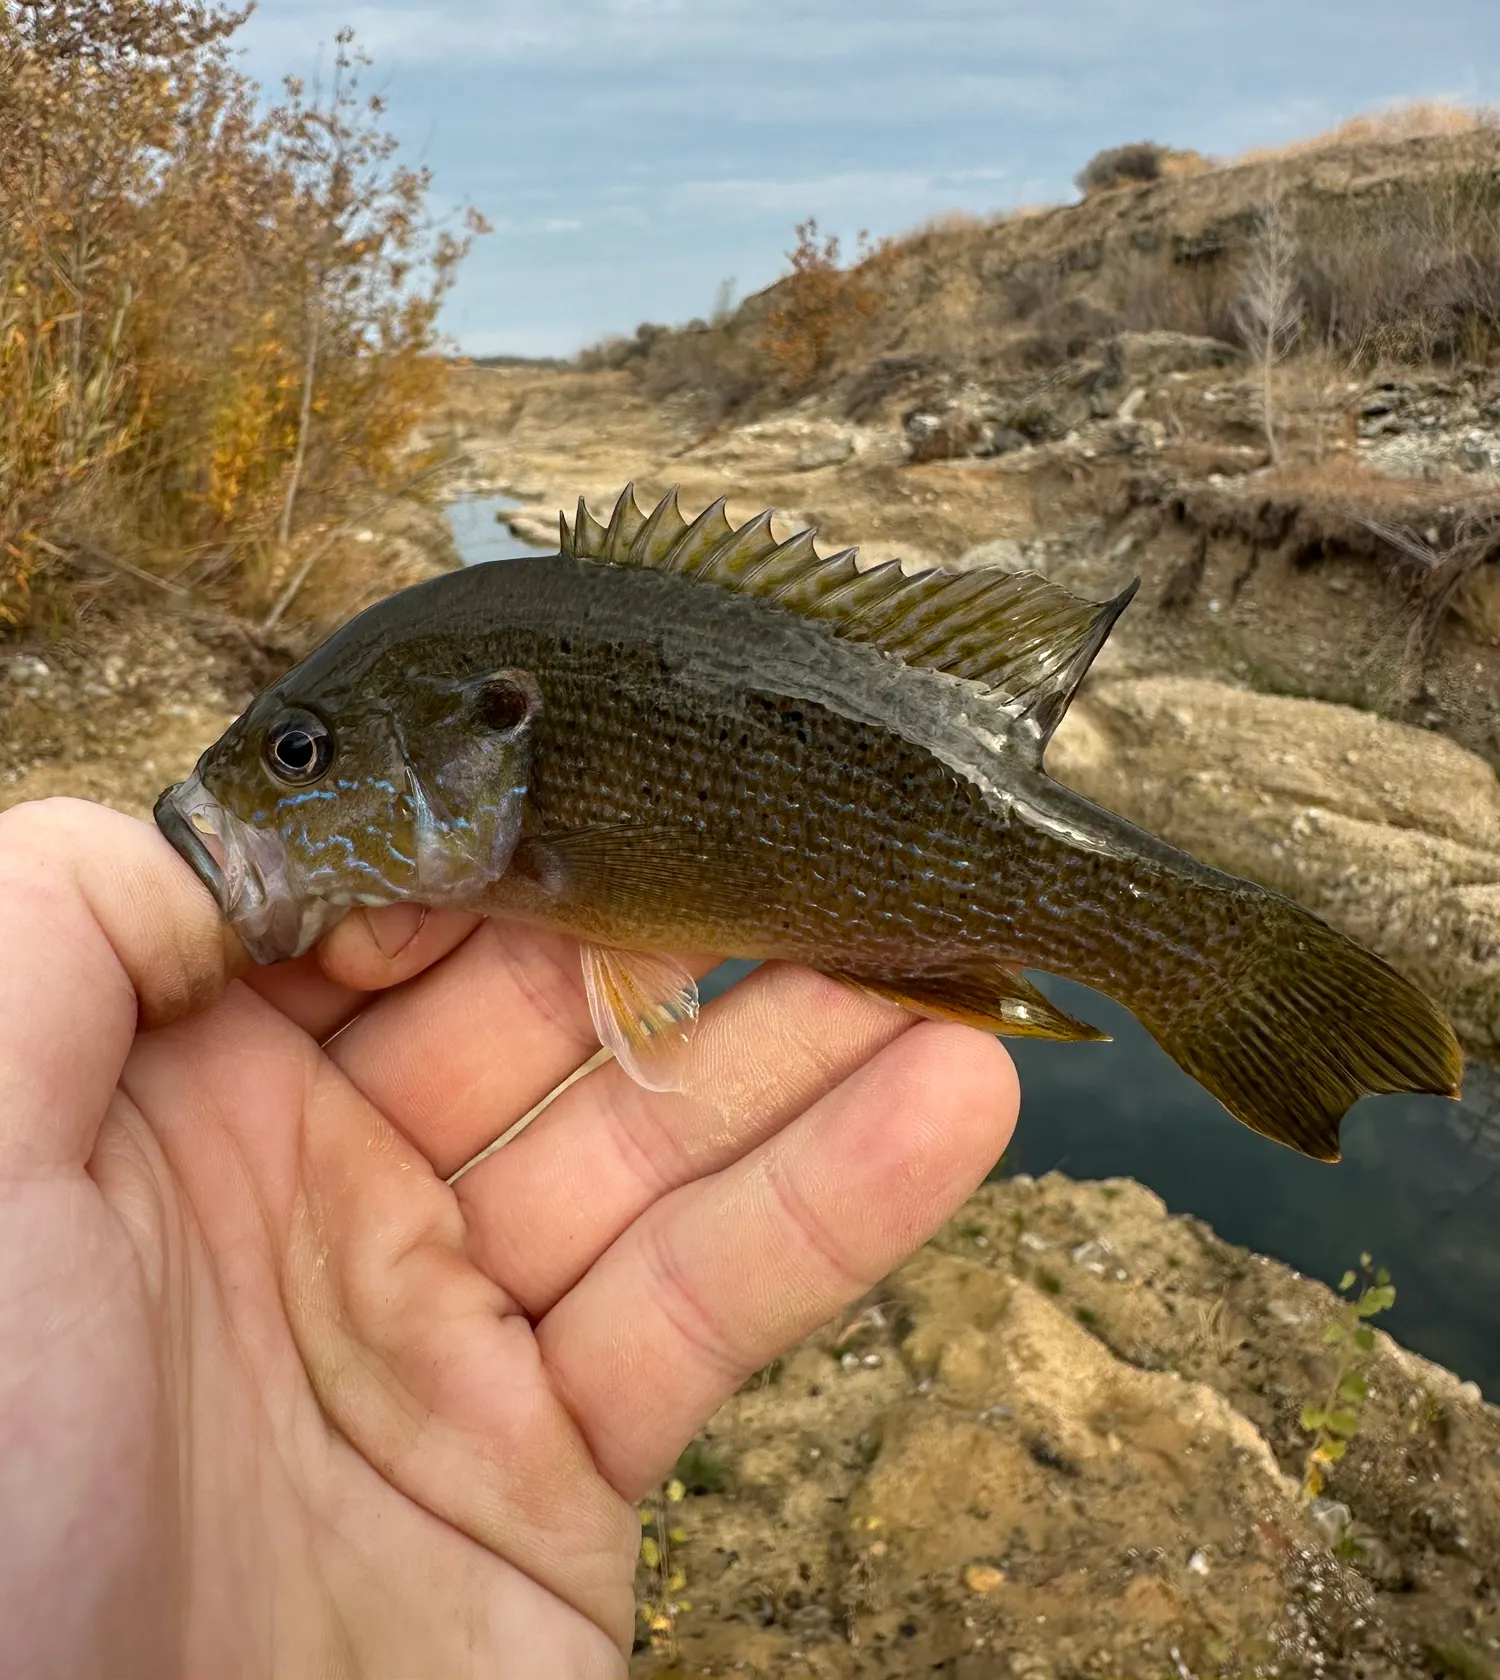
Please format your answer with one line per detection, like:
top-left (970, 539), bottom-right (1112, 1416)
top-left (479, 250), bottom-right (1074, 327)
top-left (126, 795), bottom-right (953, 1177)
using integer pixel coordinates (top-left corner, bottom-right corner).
top-left (825, 962), bottom-right (1110, 1043)
top-left (581, 944), bottom-right (701, 1091)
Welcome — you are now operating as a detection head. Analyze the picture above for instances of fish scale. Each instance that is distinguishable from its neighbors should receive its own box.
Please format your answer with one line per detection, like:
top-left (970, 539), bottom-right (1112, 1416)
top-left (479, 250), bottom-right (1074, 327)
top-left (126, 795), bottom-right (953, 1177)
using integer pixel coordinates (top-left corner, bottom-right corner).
top-left (510, 638), bottom-right (1221, 1003)
top-left (155, 483), bottom-right (1464, 1163)
top-left (505, 646), bottom-right (994, 959)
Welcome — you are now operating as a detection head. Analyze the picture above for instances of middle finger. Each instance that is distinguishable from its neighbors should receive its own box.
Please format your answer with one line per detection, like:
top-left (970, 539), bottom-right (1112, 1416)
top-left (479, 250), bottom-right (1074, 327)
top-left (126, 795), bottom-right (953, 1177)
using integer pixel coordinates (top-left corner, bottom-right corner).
top-left (456, 962), bottom-right (915, 1316)
top-left (324, 916), bottom-right (717, 1172)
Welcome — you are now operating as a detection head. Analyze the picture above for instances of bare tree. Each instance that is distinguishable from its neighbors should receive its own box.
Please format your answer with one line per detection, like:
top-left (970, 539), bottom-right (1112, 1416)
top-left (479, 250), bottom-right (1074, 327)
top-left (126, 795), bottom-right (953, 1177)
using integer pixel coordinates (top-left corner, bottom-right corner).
top-left (1234, 191), bottom-right (1304, 464)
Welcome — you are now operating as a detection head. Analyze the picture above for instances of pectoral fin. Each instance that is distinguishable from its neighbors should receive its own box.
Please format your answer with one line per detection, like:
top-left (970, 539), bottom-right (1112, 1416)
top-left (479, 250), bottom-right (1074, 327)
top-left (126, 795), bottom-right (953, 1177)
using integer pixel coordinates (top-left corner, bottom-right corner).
top-left (581, 943), bottom-right (701, 1091)
top-left (826, 962), bottom-right (1110, 1043)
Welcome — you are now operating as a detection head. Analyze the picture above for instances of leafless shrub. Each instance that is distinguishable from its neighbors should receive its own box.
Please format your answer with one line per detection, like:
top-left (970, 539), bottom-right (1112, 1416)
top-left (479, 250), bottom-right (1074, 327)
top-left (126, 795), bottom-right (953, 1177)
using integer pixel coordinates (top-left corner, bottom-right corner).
top-left (1297, 172), bottom-right (1500, 364)
top-left (1110, 249), bottom-right (1240, 342)
top-left (1234, 194), bottom-right (1304, 462)
top-left (637, 320), bottom-right (761, 423)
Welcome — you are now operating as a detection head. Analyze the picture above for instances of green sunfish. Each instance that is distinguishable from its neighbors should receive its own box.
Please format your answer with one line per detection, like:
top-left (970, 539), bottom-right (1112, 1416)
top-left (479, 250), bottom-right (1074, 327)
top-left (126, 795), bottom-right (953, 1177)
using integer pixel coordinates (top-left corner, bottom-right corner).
top-left (153, 485), bottom-right (1464, 1161)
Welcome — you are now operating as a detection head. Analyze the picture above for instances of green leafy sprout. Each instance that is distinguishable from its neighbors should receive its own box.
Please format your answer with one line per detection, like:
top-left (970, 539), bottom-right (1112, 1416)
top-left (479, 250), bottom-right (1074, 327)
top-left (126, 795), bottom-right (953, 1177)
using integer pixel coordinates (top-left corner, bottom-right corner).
top-left (1300, 1252), bottom-right (1396, 1502)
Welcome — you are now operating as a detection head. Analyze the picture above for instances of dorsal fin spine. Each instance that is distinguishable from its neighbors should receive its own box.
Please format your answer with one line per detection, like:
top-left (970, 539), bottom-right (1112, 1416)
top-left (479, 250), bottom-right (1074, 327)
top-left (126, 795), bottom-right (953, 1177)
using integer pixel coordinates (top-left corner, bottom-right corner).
top-left (632, 485), bottom-right (688, 568)
top-left (665, 494), bottom-right (733, 575)
top-left (603, 483), bottom-right (646, 563)
top-left (702, 508), bottom-right (779, 580)
top-left (741, 526), bottom-right (820, 592)
top-left (575, 496), bottom-right (607, 556)
top-left (772, 547), bottom-right (853, 608)
top-left (563, 485), bottom-right (1137, 753)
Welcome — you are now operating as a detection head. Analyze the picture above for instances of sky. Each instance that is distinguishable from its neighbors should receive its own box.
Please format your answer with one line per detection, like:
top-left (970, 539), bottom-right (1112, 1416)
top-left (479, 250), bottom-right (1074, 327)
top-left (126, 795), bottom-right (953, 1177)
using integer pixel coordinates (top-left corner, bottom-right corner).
top-left (237, 1), bottom-right (1500, 360)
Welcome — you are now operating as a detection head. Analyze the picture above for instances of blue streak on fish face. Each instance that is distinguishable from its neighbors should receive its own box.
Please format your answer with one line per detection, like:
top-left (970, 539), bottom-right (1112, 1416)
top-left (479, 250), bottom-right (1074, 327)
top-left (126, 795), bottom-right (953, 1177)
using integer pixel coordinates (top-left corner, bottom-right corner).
top-left (170, 658), bottom-right (540, 962)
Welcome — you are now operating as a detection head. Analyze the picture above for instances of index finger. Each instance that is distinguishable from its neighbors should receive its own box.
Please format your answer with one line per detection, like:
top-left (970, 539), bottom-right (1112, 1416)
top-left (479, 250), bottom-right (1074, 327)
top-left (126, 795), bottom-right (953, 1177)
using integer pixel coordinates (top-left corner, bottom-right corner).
top-left (237, 905), bottom-right (485, 1044)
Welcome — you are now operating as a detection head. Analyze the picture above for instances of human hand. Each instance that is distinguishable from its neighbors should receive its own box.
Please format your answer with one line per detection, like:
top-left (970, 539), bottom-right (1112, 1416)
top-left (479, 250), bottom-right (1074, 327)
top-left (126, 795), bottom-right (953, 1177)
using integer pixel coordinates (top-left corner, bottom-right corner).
top-left (0, 797), bottom-right (1017, 1677)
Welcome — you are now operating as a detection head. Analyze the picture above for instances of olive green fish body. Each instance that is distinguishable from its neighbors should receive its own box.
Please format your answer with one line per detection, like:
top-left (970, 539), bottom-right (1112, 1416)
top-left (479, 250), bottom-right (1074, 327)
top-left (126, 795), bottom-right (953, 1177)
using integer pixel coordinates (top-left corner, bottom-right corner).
top-left (155, 488), bottom-right (1464, 1161)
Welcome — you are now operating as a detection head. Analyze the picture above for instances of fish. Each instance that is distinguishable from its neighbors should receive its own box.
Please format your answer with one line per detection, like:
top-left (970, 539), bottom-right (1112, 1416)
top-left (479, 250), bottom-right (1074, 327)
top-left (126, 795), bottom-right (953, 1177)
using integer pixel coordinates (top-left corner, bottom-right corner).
top-left (153, 484), bottom-right (1464, 1162)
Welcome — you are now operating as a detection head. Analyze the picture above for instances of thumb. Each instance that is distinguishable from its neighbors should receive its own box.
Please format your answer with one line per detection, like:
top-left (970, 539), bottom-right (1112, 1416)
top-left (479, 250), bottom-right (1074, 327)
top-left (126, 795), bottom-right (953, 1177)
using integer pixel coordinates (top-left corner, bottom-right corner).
top-left (0, 797), bottom-right (246, 1173)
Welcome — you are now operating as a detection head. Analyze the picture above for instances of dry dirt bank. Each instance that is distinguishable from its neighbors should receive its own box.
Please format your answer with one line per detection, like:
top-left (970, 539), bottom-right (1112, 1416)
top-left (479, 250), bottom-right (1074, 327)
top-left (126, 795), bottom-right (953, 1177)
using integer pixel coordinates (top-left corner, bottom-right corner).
top-left (632, 1177), bottom-right (1499, 1680)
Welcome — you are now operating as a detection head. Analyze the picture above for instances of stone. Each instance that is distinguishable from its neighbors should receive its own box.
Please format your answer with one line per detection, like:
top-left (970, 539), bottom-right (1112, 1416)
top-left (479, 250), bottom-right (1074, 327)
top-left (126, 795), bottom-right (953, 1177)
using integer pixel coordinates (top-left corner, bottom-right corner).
top-left (963, 1562), bottom-right (1006, 1593)
top-left (1103, 330), bottom-right (1241, 386)
top-left (977, 425), bottom-right (1030, 457)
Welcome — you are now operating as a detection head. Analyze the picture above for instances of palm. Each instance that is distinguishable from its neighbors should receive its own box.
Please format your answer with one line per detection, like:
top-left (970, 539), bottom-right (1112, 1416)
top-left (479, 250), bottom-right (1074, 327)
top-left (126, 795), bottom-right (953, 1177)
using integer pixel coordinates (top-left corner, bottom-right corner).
top-left (1, 802), bottom-right (1017, 1678)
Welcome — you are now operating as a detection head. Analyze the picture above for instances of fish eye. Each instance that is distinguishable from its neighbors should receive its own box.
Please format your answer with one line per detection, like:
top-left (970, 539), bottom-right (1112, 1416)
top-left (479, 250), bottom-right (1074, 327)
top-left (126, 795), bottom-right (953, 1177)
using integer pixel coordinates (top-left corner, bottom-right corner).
top-left (474, 670), bottom-right (540, 733)
top-left (264, 710), bottom-right (334, 785)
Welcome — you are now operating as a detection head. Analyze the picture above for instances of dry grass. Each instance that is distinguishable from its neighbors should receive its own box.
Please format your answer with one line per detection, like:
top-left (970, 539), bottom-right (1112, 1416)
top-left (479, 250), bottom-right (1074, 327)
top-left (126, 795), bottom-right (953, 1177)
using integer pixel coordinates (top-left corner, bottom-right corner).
top-left (895, 208), bottom-right (986, 240)
top-left (1238, 100), bottom-right (1495, 164)
top-left (0, 1), bottom-right (483, 632)
top-left (1262, 457), bottom-right (1443, 506)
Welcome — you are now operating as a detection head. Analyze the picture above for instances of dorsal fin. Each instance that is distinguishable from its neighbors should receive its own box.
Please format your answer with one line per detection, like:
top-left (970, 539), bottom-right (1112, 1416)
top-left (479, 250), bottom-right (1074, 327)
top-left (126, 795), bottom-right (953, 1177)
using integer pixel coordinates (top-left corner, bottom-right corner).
top-left (559, 483), bottom-right (1138, 757)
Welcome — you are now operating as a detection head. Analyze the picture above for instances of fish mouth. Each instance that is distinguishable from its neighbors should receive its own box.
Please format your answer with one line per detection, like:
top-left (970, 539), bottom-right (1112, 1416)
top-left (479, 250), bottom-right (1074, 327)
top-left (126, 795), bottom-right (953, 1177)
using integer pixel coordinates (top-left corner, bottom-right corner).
top-left (153, 772), bottom-right (345, 964)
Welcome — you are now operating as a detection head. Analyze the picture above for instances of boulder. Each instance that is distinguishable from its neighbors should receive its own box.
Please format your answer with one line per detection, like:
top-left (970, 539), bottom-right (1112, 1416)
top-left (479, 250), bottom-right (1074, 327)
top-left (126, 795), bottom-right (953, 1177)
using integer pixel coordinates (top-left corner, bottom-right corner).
top-left (634, 1175), bottom-right (1500, 1678)
top-left (1103, 330), bottom-right (1241, 386)
top-left (683, 417), bottom-right (860, 473)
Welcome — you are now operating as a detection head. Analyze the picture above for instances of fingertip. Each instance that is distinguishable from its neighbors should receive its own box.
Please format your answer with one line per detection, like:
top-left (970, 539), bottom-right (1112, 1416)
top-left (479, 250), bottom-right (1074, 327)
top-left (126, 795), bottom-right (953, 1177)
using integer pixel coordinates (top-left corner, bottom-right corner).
top-left (906, 1020), bottom-right (1021, 1138)
top-left (317, 904), bottom-right (482, 991)
top-left (838, 1022), bottom-right (1020, 1225)
top-left (909, 1019), bottom-right (1020, 1159)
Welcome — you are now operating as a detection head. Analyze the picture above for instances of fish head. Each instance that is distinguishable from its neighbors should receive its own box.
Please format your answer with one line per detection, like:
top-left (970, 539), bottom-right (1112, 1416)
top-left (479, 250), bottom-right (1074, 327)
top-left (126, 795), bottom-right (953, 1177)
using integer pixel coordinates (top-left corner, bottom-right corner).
top-left (154, 647), bottom-right (543, 964)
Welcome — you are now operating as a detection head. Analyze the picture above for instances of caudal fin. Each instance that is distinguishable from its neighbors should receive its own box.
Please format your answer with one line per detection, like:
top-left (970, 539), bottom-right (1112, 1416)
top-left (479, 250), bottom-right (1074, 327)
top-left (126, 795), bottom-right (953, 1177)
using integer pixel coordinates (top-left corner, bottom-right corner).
top-left (1139, 893), bottom-right (1463, 1161)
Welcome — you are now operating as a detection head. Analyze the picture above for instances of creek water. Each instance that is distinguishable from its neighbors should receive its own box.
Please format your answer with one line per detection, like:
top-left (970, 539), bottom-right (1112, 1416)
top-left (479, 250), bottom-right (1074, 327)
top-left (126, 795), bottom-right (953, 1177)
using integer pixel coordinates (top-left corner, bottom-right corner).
top-left (448, 494), bottom-right (1500, 1395)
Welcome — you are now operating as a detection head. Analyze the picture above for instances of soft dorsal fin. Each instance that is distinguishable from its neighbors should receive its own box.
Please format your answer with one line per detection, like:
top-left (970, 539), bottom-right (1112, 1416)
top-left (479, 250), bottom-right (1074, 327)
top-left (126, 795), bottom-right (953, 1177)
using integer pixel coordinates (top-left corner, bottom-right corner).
top-left (560, 483), bottom-right (1137, 757)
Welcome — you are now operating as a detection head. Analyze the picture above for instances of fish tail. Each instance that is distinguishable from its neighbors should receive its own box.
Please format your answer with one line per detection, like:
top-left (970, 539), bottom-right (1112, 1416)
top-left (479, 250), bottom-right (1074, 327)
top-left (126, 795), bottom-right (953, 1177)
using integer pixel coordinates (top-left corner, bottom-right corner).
top-left (1128, 886), bottom-right (1463, 1161)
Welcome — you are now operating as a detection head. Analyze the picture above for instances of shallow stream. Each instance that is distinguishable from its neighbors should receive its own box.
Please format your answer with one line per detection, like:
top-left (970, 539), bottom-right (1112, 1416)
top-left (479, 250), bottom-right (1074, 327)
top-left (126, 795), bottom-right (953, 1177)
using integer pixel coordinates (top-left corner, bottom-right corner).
top-left (448, 494), bottom-right (1500, 1394)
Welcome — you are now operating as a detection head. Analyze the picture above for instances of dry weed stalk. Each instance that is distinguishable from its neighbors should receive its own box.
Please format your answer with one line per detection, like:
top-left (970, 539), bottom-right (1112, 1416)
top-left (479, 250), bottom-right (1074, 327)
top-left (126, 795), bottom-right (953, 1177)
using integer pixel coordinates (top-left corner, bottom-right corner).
top-left (1234, 191), bottom-right (1304, 464)
top-left (1353, 506), bottom-right (1500, 699)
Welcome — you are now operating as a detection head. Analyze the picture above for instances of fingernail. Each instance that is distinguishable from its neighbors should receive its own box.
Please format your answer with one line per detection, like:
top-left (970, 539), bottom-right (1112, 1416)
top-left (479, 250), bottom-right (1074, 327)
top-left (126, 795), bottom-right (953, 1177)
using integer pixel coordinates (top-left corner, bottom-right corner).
top-left (367, 903), bottom-right (427, 959)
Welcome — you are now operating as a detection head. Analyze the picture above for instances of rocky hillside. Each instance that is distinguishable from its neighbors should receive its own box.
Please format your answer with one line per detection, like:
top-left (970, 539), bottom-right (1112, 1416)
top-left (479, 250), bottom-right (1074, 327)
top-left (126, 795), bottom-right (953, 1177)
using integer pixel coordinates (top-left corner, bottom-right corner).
top-left (491, 122), bottom-right (1500, 776)
top-left (596, 123), bottom-right (1500, 413)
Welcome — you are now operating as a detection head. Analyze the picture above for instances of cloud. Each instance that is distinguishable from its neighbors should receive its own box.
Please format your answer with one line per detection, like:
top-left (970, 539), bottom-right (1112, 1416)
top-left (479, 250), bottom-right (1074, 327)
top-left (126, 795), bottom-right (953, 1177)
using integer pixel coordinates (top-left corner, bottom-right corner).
top-left (236, 0), bottom-right (1500, 360)
top-left (240, 0), bottom-right (1207, 74)
top-left (668, 167), bottom-right (1006, 216)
